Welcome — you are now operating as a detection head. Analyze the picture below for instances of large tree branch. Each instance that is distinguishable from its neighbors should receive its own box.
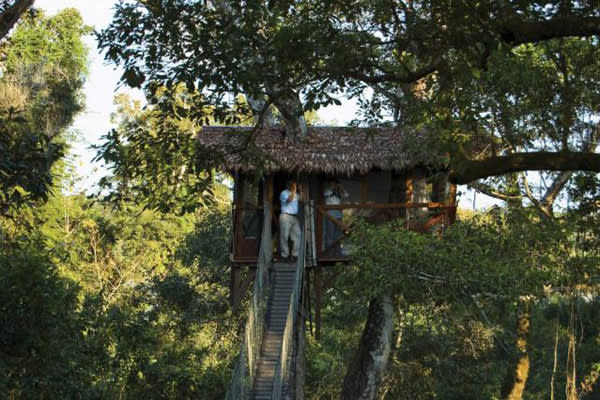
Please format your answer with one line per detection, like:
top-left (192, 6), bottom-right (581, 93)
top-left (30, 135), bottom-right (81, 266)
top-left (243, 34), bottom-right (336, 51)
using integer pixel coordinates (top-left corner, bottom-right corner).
top-left (521, 173), bottom-right (553, 219)
top-left (530, 126), bottom-right (597, 215)
top-left (0, 0), bottom-right (34, 40)
top-left (468, 182), bottom-right (523, 202)
top-left (348, 59), bottom-right (441, 84)
top-left (500, 16), bottom-right (600, 45)
top-left (450, 152), bottom-right (600, 185)
top-left (539, 171), bottom-right (572, 211)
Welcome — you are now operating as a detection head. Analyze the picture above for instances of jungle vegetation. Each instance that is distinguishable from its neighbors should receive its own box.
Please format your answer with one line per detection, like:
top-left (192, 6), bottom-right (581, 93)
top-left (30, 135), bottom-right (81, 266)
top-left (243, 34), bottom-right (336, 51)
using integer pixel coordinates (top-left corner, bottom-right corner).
top-left (0, 1), bottom-right (599, 399)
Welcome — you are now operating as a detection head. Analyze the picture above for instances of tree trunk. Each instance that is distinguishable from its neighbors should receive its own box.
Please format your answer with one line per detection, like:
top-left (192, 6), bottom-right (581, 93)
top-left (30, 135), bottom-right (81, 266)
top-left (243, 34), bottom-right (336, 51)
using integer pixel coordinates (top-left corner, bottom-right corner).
top-left (342, 293), bottom-right (394, 400)
top-left (501, 301), bottom-right (531, 400)
top-left (247, 95), bottom-right (278, 127)
top-left (566, 298), bottom-right (578, 400)
top-left (0, 0), bottom-right (34, 40)
top-left (270, 87), bottom-right (307, 141)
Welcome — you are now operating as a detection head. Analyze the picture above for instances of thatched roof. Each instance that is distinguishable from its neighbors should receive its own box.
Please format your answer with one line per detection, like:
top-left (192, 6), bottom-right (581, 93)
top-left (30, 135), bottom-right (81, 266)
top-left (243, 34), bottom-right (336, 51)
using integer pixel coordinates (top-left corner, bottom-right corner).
top-left (196, 126), bottom-right (444, 175)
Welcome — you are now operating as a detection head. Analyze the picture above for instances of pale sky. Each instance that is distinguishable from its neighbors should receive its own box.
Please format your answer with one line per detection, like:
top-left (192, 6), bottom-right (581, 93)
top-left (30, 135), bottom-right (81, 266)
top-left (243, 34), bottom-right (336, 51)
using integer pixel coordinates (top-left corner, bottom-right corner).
top-left (35, 0), bottom-right (131, 191)
top-left (35, 0), bottom-right (497, 209)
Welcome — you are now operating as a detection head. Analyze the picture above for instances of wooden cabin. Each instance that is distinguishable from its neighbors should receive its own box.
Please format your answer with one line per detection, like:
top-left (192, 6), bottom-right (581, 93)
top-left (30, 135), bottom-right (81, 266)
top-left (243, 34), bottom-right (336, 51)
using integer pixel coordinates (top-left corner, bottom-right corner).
top-left (198, 126), bottom-right (457, 314)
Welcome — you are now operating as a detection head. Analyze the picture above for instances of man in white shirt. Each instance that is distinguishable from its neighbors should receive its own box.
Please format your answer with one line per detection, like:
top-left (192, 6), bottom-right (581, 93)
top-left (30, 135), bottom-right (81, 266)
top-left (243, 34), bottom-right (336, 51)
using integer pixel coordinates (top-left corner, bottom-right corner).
top-left (280, 180), bottom-right (301, 262)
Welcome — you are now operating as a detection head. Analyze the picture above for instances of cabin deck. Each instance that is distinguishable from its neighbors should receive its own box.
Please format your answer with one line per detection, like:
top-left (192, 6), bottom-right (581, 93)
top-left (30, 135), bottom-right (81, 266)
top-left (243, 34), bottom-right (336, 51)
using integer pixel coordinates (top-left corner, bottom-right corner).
top-left (232, 201), bottom-right (457, 264)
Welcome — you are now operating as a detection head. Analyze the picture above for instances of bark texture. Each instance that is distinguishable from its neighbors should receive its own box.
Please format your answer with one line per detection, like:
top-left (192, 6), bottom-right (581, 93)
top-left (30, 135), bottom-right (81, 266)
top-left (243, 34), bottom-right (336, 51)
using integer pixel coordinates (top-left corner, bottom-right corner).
top-left (247, 95), bottom-right (278, 127)
top-left (342, 293), bottom-right (394, 400)
top-left (501, 302), bottom-right (531, 400)
top-left (500, 16), bottom-right (600, 45)
top-left (566, 299), bottom-right (578, 400)
top-left (450, 151), bottom-right (600, 184)
top-left (270, 87), bottom-right (307, 141)
top-left (0, 0), bottom-right (34, 40)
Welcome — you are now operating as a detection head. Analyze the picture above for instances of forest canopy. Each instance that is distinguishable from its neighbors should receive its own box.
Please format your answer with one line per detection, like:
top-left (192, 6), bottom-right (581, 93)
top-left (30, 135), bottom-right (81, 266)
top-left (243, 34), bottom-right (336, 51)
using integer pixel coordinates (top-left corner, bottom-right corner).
top-left (98, 0), bottom-right (600, 188)
top-left (0, 1), bottom-right (598, 399)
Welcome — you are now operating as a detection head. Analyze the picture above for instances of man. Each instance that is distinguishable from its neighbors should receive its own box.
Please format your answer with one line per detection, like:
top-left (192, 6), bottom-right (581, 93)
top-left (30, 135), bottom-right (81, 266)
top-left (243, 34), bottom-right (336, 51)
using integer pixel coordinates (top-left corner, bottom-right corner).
top-left (279, 180), bottom-right (301, 262)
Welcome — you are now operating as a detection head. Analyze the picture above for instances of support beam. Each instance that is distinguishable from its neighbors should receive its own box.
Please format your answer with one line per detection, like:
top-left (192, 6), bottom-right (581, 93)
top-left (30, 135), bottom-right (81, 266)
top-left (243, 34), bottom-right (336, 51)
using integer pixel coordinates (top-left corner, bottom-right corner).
top-left (239, 269), bottom-right (256, 303)
top-left (306, 268), bottom-right (313, 336)
top-left (230, 264), bottom-right (241, 312)
top-left (230, 265), bottom-right (256, 313)
top-left (314, 266), bottom-right (322, 341)
top-left (448, 183), bottom-right (457, 223)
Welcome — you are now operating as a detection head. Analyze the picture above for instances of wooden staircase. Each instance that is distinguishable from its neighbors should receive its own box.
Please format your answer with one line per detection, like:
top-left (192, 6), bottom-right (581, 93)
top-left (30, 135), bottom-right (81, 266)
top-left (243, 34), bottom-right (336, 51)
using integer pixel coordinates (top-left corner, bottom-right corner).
top-left (251, 262), bottom-right (296, 400)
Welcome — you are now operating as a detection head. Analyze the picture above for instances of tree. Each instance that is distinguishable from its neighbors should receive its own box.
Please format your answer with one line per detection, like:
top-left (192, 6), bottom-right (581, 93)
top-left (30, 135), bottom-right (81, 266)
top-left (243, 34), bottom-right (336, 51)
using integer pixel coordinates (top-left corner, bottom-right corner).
top-left (93, 88), bottom-right (254, 213)
top-left (0, 8), bottom-right (89, 213)
top-left (0, 179), bottom-right (242, 399)
top-left (0, 237), bottom-right (89, 398)
top-left (99, 1), bottom-right (600, 180)
top-left (98, 1), bottom-right (600, 397)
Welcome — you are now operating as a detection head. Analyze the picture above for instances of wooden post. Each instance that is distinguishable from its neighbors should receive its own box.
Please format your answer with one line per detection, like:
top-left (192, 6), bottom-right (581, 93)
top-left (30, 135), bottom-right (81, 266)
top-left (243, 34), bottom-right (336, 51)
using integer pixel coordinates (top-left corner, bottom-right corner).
top-left (448, 183), bottom-right (458, 223)
top-left (449, 183), bottom-right (457, 204)
top-left (315, 205), bottom-right (322, 261)
top-left (230, 264), bottom-right (241, 312)
top-left (360, 175), bottom-right (368, 203)
top-left (264, 175), bottom-right (274, 203)
top-left (315, 266), bottom-right (322, 341)
top-left (405, 173), bottom-right (413, 228)
top-left (405, 173), bottom-right (413, 202)
top-left (306, 268), bottom-right (313, 336)
top-left (264, 175), bottom-right (274, 259)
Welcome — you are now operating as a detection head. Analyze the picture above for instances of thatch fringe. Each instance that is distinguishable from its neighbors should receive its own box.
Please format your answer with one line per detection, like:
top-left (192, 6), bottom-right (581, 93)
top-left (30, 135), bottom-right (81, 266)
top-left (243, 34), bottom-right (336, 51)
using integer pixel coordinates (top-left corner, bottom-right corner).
top-left (196, 126), bottom-right (437, 175)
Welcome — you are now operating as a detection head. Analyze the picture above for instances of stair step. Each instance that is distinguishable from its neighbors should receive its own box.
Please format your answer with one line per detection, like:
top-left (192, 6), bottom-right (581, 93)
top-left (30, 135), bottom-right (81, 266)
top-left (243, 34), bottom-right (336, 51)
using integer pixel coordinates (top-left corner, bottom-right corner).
top-left (271, 295), bottom-right (293, 300)
top-left (250, 264), bottom-right (302, 400)
top-left (262, 342), bottom-right (283, 347)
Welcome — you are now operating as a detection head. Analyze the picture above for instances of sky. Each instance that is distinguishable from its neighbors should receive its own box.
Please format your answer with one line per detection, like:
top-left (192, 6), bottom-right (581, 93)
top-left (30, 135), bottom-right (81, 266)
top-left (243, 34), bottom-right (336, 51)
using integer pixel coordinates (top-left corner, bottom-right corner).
top-left (34, 0), bottom-right (497, 209)
top-left (35, 0), bottom-right (130, 191)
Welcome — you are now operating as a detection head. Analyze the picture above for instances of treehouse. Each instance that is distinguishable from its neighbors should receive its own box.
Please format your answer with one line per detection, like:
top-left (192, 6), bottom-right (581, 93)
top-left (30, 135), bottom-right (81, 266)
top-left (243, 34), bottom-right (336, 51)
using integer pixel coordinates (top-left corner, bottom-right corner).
top-left (198, 126), bottom-right (457, 310)
top-left (201, 126), bottom-right (460, 396)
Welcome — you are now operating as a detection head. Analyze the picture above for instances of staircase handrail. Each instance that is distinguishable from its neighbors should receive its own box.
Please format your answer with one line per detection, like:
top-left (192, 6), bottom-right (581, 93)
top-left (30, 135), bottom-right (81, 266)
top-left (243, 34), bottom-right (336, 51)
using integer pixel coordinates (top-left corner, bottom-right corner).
top-left (271, 203), bottom-right (307, 400)
top-left (226, 202), bottom-right (272, 400)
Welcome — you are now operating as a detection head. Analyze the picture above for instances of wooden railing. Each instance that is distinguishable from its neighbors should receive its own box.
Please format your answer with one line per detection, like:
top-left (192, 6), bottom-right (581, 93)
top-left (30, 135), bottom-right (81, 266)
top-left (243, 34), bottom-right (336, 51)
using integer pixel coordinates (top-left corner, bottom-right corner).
top-left (225, 203), bottom-right (272, 400)
top-left (272, 203), bottom-right (306, 400)
top-left (232, 204), bottom-right (281, 262)
top-left (232, 201), bottom-right (456, 263)
top-left (315, 202), bottom-right (456, 261)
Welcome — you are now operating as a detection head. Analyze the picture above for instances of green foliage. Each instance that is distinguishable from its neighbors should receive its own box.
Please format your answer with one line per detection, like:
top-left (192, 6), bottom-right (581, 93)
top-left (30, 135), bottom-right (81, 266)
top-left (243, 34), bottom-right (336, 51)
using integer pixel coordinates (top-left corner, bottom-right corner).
top-left (306, 208), bottom-right (599, 399)
top-left (305, 301), bottom-right (364, 399)
top-left (93, 89), bottom-right (248, 214)
top-left (0, 183), bottom-right (240, 399)
top-left (3, 8), bottom-right (89, 78)
top-left (344, 210), bottom-right (572, 304)
top-left (0, 237), bottom-right (87, 399)
top-left (0, 8), bottom-right (89, 214)
top-left (97, 0), bottom-right (600, 208)
top-left (97, 1), bottom-right (341, 109)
